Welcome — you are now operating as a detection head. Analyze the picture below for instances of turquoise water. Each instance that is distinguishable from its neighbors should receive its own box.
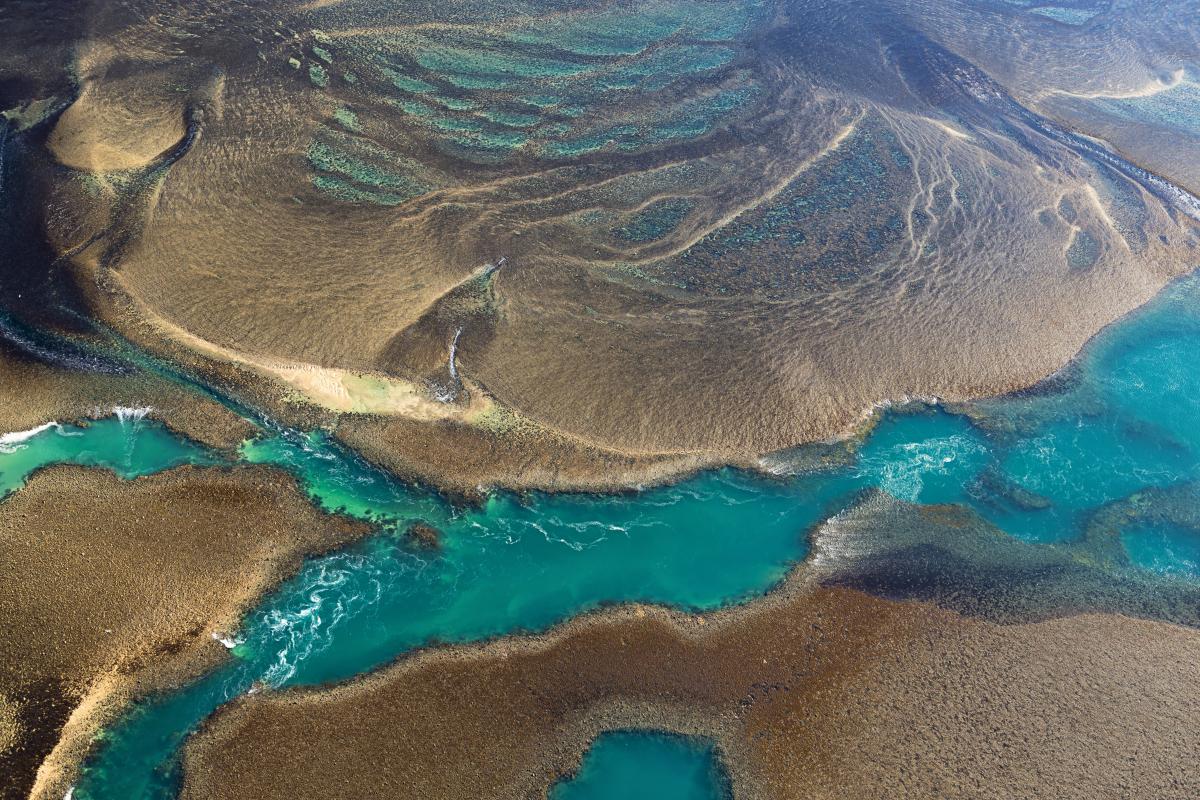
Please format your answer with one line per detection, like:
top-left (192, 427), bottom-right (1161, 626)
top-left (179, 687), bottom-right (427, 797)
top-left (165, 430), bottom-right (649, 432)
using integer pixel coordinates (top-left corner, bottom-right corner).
top-left (4, 272), bottom-right (1200, 796)
top-left (1122, 524), bottom-right (1200, 579)
top-left (239, 431), bottom-right (833, 685)
top-left (0, 410), bottom-right (213, 498)
top-left (68, 433), bottom-right (839, 800)
top-left (550, 732), bottom-right (730, 800)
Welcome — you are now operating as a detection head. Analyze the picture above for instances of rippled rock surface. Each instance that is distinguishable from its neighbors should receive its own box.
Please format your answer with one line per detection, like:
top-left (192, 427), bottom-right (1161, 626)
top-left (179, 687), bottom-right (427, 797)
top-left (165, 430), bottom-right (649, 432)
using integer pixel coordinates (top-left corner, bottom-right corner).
top-left (4, 0), bottom-right (1199, 471)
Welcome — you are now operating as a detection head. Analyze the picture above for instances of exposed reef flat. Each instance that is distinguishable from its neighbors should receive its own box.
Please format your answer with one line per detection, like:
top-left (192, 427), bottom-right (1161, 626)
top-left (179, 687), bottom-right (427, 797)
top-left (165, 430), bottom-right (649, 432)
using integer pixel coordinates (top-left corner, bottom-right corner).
top-left (332, 413), bottom-right (719, 495)
top-left (1, 2), bottom-right (1199, 798)
top-left (0, 465), bottom-right (367, 800)
top-left (927, 0), bottom-right (1200, 197)
top-left (0, 345), bottom-right (254, 453)
top-left (2, 0), bottom-right (1196, 488)
top-left (181, 586), bottom-right (1200, 800)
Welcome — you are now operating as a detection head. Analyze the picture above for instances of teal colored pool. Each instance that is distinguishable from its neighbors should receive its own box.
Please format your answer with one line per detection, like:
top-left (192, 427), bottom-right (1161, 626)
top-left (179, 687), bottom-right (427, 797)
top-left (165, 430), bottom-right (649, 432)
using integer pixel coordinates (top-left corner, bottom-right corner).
top-left (3, 272), bottom-right (1200, 798)
top-left (1087, 67), bottom-right (1200, 136)
top-left (550, 732), bottom-right (730, 800)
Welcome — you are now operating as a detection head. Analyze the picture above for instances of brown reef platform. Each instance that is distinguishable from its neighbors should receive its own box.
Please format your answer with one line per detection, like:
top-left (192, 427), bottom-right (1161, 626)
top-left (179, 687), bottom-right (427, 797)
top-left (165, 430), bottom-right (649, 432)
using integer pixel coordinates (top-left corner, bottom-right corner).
top-left (1, 1), bottom-right (1199, 798)
top-left (179, 494), bottom-right (1200, 800)
top-left (1, 0), bottom-right (1194, 492)
top-left (0, 465), bottom-right (367, 800)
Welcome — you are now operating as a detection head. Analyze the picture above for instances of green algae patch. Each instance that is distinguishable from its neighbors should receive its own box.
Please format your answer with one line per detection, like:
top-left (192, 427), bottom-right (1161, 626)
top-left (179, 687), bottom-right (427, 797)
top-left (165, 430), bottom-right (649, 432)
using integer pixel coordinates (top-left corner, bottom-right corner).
top-left (310, 175), bottom-right (413, 206)
top-left (433, 95), bottom-right (479, 111)
top-left (614, 198), bottom-right (695, 243)
top-left (389, 97), bottom-right (437, 117)
top-left (332, 107), bottom-right (362, 132)
top-left (478, 109), bottom-right (541, 128)
top-left (429, 115), bottom-right (486, 134)
top-left (381, 67), bottom-right (436, 94)
top-left (320, 0), bottom-right (766, 171)
top-left (307, 140), bottom-right (432, 205)
top-left (304, 120), bottom-right (452, 205)
top-left (415, 44), bottom-right (594, 82)
top-left (539, 121), bottom-right (572, 137)
top-left (505, 8), bottom-right (682, 57)
top-left (520, 94), bottom-right (562, 109)
top-left (603, 44), bottom-right (737, 92)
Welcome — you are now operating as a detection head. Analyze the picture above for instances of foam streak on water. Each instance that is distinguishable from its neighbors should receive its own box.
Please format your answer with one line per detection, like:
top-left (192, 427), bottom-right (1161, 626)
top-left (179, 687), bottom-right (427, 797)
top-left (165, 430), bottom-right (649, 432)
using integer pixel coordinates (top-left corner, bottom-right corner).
top-left (447, 326), bottom-right (462, 382)
top-left (114, 406), bottom-right (153, 425)
top-left (0, 421), bottom-right (61, 453)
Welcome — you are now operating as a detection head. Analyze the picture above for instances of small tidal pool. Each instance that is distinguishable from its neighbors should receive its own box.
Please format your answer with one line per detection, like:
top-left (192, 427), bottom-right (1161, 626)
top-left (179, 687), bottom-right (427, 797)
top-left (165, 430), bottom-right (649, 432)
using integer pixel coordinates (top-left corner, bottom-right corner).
top-left (550, 732), bottom-right (730, 800)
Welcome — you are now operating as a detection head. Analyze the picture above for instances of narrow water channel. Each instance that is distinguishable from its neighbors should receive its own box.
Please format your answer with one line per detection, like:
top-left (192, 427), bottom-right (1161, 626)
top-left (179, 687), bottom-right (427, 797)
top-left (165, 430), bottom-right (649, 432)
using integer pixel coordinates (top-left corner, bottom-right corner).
top-left (3, 274), bottom-right (1199, 799)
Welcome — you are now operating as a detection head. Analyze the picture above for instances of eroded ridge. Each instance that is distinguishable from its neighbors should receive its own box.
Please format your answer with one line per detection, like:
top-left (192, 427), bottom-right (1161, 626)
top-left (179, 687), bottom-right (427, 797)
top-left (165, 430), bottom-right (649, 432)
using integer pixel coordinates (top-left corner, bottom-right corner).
top-left (2, 0), bottom-right (1197, 481)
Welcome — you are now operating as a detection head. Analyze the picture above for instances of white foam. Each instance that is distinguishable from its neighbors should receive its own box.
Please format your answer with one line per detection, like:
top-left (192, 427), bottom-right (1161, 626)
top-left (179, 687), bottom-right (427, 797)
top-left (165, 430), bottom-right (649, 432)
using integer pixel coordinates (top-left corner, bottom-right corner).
top-left (857, 433), bottom-right (986, 502)
top-left (252, 557), bottom-right (373, 688)
top-left (807, 506), bottom-right (862, 571)
top-left (0, 421), bottom-right (60, 453)
top-left (432, 328), bottom-right (466, 404)
top-left (211, 631), bottom-right (242, 649)
top-left (114, 406), bottom-right (153, 425)
top-left (447, 327), bottom-right (463, 383)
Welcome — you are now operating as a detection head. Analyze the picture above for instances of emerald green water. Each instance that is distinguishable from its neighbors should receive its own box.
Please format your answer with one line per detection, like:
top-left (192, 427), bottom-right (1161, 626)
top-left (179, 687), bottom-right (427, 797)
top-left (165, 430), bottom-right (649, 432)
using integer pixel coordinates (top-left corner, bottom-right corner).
top-left (549, 732), bottom-right (730, 800)
top-left (3, 274), bottom-right (1200, 798)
